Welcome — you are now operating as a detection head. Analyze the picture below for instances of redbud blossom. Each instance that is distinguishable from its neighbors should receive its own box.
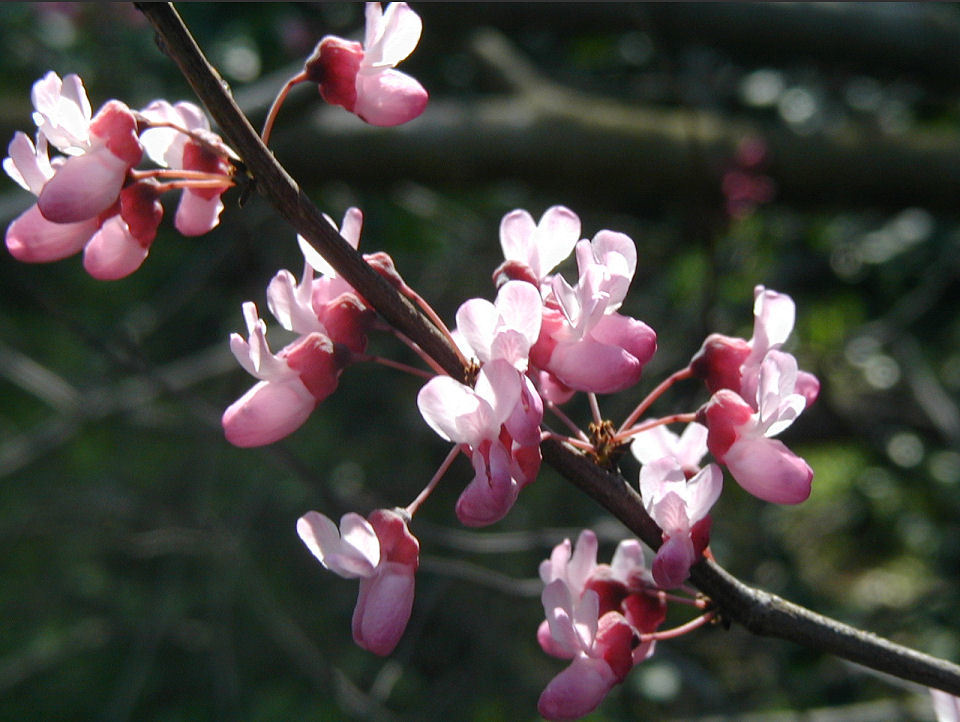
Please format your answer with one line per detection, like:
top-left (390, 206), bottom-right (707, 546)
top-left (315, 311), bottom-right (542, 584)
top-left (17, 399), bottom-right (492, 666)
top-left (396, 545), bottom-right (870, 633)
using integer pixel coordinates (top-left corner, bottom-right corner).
top-left (494, 205), bottom-right (581, 289)
top-left (139, 100), bottom-right (233, 236)
top-left (303, 3), bottom-right (428, 127)
top-left (640, 458), bottom-right (722, 588)
top-left (699, 351), bottom-right (813, 504)
top-left (631, 421), bottom-right (709, 478)
top-left (222, 302), bottom-right (341, 447)
top-left (297, 508), bottom-right (419, 656)
top-left (418, 359), bottom-right (540, 526)
top-left (537, 531), bottom-right (666, 720)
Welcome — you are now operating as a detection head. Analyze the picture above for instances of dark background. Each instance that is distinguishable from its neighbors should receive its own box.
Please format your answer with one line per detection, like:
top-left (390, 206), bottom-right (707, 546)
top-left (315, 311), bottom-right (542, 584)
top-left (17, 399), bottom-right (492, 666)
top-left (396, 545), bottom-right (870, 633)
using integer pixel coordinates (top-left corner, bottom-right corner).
top-left (1, 3), bottom-right (959, 720)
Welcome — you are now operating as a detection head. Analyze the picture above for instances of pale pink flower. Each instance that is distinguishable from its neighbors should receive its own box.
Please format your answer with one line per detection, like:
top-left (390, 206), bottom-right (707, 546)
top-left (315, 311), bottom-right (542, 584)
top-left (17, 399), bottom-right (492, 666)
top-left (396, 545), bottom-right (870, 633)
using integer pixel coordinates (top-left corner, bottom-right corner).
top-left (536, 531), bottom-right (666, 720)
top-left (303, 3), bottom-right (428, 126)
top-left (222, 302), bottom-right (341, 447)
top-left (630, 421), bottom-right (709, 478)
top-left (691, 285), bottom-right (820, 409)
top-left (640, 458), bottom-right (722, 588)
top-left (531, 230), bottom-right (656, 394)
top-left (494, 206), bottom-right (581, 289)
top-left (418, 359), bottom-right (541, 525)
top-left (297, 508), bottom-right (419, 656)
top-left (455, 280), bottom-right (542, 371)
top-left (139, 100), bottom-right (233, 236)
top-left (30, 71), bottom-right (92, 155)
top-left (699, 351), bottom-right (813, 504)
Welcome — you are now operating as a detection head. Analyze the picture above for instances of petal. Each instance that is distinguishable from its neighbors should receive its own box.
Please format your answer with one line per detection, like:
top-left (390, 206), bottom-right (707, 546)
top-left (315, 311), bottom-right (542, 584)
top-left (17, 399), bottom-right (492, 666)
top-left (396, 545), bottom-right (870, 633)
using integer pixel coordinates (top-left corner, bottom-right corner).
top-left (533, 206), bottom-right (581, 281)
top-left (174, 190), bottom-right (224, 236)
top-left (221, 377), bottom-right (317, 447)
top-left (354, 68), bottom-right (428, 127)
top-left (417, 375), bottom-right (483, 444)
top-left (751, 285), bottom-right (796, 353)
top-left (630, 424), bottom-right (680, 466)
top-left (352, 562), bottom-right (415, 655)
top-left (82, 216), bottom-right (149, 280)
top-left (5, 203), bottom-right (96, 263)
top-left (549, 337), bottom-right (642, 394)
top-left (296, 511), bottom-right (379, 578)
top-left (496, 280), bottom-right (543, 348)
top-left (455, 441), bottom-right (520, 526)
top-left (499, 209), bottom-right (537, 268)
top-left (652, 535), bottom-right (696, 589)
top-left (537, 654), bottom-right (619, 722)
top-left (37, 147), bottom-right (128, 223)
top-left (724, 436), bottom-right (813, 504)
top-left (684, 463), bottom-right (724, 522)
top-left (455, 297), bottom-right (497, 362)
top-left (4, 131), bottom-right (53, 193)
top-left (363, 1), bottom-right (422, 67)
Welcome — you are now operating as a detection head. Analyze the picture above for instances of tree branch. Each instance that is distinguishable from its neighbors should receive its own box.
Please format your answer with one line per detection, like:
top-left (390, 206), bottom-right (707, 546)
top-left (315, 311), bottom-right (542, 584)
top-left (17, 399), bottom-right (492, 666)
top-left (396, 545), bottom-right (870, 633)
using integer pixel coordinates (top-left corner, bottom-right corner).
top-left (136, 1), bottom-right (960, 699)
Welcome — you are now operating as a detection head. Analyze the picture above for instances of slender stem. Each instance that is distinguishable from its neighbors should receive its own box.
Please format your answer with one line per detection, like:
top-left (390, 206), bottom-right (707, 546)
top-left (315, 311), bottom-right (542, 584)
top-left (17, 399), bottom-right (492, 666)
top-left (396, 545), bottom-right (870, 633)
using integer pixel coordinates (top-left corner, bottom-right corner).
top-left (640, 610), bottom-right (716, 642)
top-left (587, 392), bottom-right (603, 427)
top-left (131, 168), bottom-right (233, 182)
top-left (261, 71), bottom-right (308, 147)
top-left (541, 430), bottom-right (594, 453)
top-left (356, 354), bottom-right (434, 380)
top-left (615, 412), bottom-right (698, 443)
top-left (399, 283), bottom-right (470, 370)
top-left (645, 589), bottom-right (709, 609)
top-left (544, 401), bottom-right (590, 442)
top-left (405, 445), bottom-right (461, 516)
top-left (155, 179), bottom-right (235, 193)
top-left (379, 324), bottom-right (448, 377)
top-left (619, 366), bottom-right (694, 433)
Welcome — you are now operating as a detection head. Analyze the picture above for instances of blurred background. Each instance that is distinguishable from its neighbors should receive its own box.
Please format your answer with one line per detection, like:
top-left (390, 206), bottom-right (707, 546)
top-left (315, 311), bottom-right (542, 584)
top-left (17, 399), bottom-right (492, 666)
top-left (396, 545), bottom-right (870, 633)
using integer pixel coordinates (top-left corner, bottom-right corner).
top-left (1, 3), bottom-right (959, 720)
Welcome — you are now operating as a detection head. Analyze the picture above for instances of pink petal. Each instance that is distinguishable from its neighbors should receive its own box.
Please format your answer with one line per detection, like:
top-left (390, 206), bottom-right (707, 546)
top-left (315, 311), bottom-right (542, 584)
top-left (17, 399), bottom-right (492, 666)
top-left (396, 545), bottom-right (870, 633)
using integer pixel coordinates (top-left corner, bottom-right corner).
top-left (724, 436), bottom-right (813, 504)
top-left (455, 441), bottom-right (519, 526)
top-left (590, 313), bottom-right (657, 369)
top-left (751, 285), bottom-right (795, 354)
top-left (354, 68), bottom-right (428, 126)
top-left (534, 206), bottom-right (582, 280)
top-left (499, 209), bottom-right (537, 268)
top-left (37, 147), bottom-right (128, 223)
top-left (82, 216), bottom-right (149, 280)
top-left (652, 534), bottom-right (696, 589)
top-left (549, 337), bottom-right (642, 394)
top-left (5, 203), bottom-right (96, 262)
top-left (296, 511), bottom-right (380, 578)
top-left (221, 377), bottom-right (317, 447)
top-left (175, 189), bottom-right (224, 236)
top-left (352, 562), bottom-right (415, 656)
top-left (364, 1), bottom-right (423, 68)
top-left (537, 654), bottom-right (619, 721)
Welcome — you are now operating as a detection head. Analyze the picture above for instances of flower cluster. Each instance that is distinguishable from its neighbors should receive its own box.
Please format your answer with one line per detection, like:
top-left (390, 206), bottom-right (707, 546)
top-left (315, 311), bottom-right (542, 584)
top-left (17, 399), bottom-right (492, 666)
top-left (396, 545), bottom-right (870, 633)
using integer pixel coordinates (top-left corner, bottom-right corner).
top-left (262, 202), bottom-right (817, 719)
top-left (4, 72), bottom-right (236, 280)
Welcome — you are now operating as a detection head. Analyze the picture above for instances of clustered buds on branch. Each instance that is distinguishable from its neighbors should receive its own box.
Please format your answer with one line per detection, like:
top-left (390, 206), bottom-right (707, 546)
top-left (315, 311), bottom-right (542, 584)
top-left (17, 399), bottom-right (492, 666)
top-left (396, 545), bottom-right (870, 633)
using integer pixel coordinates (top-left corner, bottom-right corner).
top-left (5, 3), bottom-right (959, 720)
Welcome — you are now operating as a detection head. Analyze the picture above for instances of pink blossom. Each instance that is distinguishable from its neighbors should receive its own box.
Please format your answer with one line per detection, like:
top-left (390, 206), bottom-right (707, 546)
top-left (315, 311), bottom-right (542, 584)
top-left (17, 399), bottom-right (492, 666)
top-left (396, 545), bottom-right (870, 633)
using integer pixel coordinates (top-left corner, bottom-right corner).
top-left (455, 280), bottom-right (542, 371)
top-left (139, 100), bottom-right (233, 236)
top-left (531, 229), bottom-right (656, 394)
top-left (222, 302), bottom-right (341, 447)
top-left (639, 458), bottom-right (722, 588)
top-left (36, 98), bottom-right (142, 225)
top-left (493, 206), bottom-right (581, 289)
top-left (303, 3), bottom-right (428, 126)
top-left (699, 351), bottom-right (813, 504)
top-left (536, 531), bottom-right (666, 720)
top-left (630, 421), bottom-right (709, 478)
top-left (297, 508), bottom-right (419, 656)
top-left (4, 129), bottom-right (158, 279)
top-left (292, 208), bottom-right (377, 354)
top-left (691, 285), bottom-right (820, 409)
top-left (418, 359), bottom-right (541, 526)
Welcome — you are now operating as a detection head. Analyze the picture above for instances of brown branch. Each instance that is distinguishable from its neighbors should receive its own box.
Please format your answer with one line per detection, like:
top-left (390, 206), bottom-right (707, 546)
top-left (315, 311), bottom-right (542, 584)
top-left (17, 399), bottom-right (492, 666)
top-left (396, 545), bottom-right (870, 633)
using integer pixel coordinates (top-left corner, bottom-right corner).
top-left (136, 1), bottom-right (960, 699)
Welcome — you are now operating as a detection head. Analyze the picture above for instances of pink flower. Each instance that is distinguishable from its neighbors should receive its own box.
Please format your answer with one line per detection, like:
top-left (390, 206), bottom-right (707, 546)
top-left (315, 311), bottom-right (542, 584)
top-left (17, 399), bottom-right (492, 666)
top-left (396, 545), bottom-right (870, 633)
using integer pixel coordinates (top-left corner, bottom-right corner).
top-left (297, 508), bottom-right (419, 656)
top-left (139, 100), bottom-right (233, 236)
top-left (691, 285), bottom-right (819, 409)
top-left (303, 3), bottom-right (428, 126)
top-left (455, 280), bottom-right (542, 371)
top-left (4, 130), bottom-right (159, 279)
top-left (222, 302), bottom-right (341, 447)
top-left (639, 458), bottom-right (722, 588)
top-left (36, 97), bottom-right (142, 225)
top-left (531, 230), bottom-right (656, 394)
top-left (631, 421), bottom-right (709, 478)
top-left (417, 359), bottom-right (541, 526)
top-left (292, 208), bottom-right (377, 355)
top-left (699, 351), bottom-right (813, 504)
top-left (536, 531), bottom-right (666, 720)
top-left (493, 206), bottom-right (581, 289)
